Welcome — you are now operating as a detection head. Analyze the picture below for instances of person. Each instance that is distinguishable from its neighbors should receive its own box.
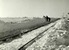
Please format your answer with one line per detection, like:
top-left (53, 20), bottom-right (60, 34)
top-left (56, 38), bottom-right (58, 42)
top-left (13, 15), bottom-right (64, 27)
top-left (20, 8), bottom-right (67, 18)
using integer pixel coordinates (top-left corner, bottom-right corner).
top-left (43, 16), bottom-right (47, 21)
top-left (43, 15), bottom-right (51, 22)
top-left (48, 17), bottom-right (51, 22)
top-left (46, 15), bottom-right (48, 21)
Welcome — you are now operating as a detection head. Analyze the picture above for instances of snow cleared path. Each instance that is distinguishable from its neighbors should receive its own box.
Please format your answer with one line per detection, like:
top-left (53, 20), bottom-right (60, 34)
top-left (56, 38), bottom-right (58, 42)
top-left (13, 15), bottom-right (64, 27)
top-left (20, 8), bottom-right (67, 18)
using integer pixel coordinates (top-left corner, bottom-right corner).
top-left (19, 22), bottom-right (56, 50)
top-left (0, 20), bottom-right (59, 50)
top-left (26, 19), bottom-right (69, 50)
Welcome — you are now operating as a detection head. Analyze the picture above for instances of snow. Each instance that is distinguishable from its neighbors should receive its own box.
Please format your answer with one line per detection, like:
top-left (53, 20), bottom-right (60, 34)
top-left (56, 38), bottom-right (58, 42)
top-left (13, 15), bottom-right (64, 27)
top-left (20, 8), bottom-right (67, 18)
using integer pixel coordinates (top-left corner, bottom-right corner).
top-left (26, 18), bottom-right (69, 50)
top-left (0, 21), bottom-right (55, 50)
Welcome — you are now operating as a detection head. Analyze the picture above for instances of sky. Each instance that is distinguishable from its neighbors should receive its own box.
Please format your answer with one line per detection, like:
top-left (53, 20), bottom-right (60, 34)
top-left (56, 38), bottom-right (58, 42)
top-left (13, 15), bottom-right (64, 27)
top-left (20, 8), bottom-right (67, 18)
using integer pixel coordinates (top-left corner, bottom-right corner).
top-left (0, 0), bottom-right (69, 18)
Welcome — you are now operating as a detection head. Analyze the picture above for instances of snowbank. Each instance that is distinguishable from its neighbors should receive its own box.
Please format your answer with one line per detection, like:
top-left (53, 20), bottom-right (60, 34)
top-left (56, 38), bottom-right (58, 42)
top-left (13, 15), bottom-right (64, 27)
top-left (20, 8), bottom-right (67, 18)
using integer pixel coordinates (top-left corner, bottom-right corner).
top-left (26, 18), bottom-right (69, 50)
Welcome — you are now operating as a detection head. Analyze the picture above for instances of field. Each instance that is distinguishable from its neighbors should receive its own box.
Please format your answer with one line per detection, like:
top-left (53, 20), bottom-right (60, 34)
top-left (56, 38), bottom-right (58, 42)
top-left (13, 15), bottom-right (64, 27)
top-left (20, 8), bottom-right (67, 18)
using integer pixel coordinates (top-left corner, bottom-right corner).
top-left (0, 17), bottom-right (59, 40)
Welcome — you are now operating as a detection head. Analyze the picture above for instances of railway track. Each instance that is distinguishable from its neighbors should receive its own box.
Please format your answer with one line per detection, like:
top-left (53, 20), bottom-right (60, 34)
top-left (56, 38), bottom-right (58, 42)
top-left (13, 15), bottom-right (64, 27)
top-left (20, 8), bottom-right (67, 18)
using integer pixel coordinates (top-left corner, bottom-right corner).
top-left (18, 20), bottom-right (59, 50)
top-left (0, 18), bottom-right (60, 41)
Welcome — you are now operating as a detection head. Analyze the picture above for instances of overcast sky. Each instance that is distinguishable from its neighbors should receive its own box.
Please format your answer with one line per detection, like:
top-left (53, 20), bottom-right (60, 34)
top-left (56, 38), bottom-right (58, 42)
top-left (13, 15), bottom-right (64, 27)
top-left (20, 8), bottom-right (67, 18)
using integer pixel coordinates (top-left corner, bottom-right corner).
top-left (0, 0), bottom-right (69, 18)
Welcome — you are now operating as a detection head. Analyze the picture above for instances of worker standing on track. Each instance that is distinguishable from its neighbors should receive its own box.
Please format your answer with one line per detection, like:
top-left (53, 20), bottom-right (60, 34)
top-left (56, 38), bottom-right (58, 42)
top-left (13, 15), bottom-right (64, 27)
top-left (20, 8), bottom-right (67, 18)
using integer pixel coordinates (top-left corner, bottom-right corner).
top-left (43, 15), bottom-right (51, 22)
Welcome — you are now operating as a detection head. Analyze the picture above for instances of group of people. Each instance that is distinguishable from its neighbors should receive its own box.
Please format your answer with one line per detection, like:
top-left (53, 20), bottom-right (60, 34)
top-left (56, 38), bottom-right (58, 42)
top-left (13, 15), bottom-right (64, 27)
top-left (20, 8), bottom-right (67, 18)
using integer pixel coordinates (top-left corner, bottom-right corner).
top-left (43, 15), bottom-right (51, 22)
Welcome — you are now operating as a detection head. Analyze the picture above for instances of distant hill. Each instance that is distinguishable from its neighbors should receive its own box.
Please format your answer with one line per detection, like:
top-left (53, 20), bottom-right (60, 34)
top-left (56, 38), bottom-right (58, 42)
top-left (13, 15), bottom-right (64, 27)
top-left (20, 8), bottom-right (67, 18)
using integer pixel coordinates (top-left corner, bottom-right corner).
top-left (0, 17), bottom-right (31, 23)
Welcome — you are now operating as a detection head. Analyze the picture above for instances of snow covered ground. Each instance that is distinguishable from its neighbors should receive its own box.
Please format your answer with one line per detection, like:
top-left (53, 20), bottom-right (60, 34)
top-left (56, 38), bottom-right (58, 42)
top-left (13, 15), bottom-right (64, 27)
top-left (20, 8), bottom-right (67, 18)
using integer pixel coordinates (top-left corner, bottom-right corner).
top-left (0, 20), bottom-right (56, 50)
top-left (26, 18), bottom-right (69, 50)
